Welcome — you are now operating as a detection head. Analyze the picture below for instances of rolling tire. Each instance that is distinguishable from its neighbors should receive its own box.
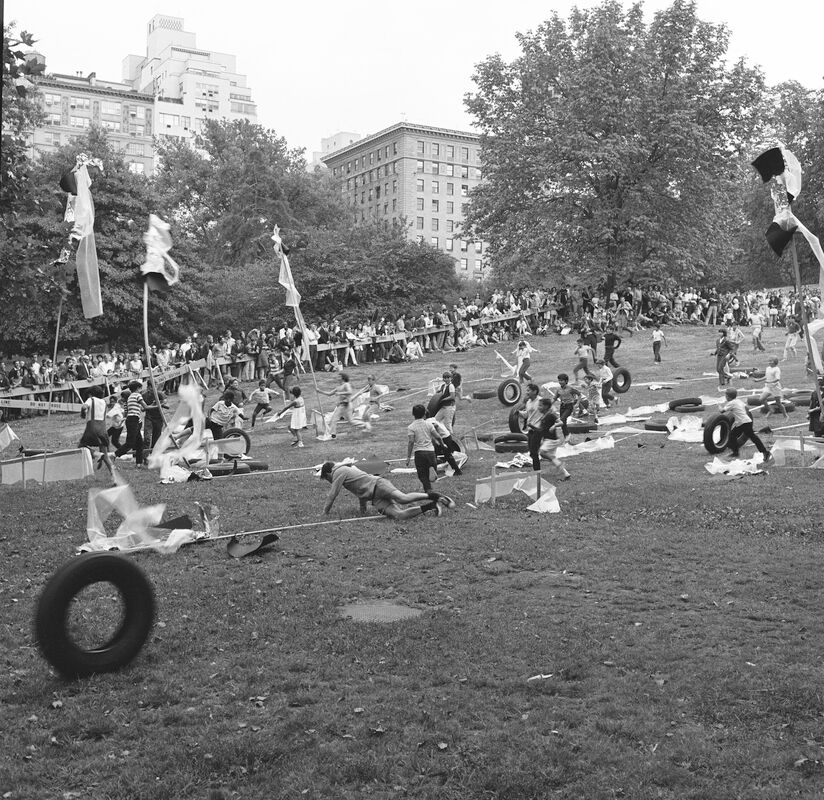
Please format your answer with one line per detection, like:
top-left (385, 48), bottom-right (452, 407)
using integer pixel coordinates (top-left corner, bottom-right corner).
top-left (644, 420), bottom-right (670, 432)
top-left (612, 368), bottom-right (632, 394)
top-left (208, 461), bottom-right (251, 476)
top-left (703, 413), bottom-right (733, 454)
top-left (508, 407), bottom-right (525, 433)
top-left (672, 404), bottom-right (706, 413)
top-left (495, 442), bottom-right (530, 454)
top-left (35, 553), bottom-right (155, 680)
top-left (497, 379), bottom-right (522, 407)
top-left (566, 422), bottom-right (597, 434)
top-left (494, 433), bottom-right (528, 444)
top-left (668, 397), bottom-right (701, 410)
top-left (471, 389), bottom-right (496, 400)
top-left (222, 427), bottom-right (251, 455)
top-left (426, 393), bottom-right (443, 418)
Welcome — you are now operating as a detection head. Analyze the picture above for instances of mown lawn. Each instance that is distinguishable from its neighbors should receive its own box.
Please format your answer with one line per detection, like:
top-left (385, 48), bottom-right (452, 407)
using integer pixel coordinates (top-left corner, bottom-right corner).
top-left (2, 325), bottom-right (824, 799)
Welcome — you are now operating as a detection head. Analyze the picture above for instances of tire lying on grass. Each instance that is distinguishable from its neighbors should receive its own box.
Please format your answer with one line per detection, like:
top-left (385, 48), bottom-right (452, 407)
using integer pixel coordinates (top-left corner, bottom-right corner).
top-left (207, 461), bottom-right (251, 476)
top-left (668, 397), bottom-right (701, 410)
top-left (494, 433), bottom-right (528, 444)
top-left (35, 553), bottom-right (155, 680)
top-left (566, 422), bottom-right (598, 434)
top-left (611, 368), bottom-right (632, 394)
top-left (494, 441), bottom-right (530, 453)
top-left (497, 379), bottom-right (522, 407)
top-left (703, 413), bottom-right (733, 454)
top-left (671, 404), bottom-right (706, 414)
top-left (644, 419), bottom-right (670, 432)
top-left (221, 427), bottom-right (251, 455)
top-left (508, 407), bottom-right (525, 433)
top-left (472, 388), bottom-right (497, 400)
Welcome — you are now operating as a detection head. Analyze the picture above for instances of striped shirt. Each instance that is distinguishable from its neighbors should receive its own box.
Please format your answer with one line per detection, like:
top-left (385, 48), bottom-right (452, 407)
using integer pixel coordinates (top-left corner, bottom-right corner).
top-left (126, 392), bottom-right (146, 418)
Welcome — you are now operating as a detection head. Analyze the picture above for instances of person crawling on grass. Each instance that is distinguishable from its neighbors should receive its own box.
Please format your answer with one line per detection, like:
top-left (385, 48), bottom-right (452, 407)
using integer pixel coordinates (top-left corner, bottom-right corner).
top-left (319, 461), bottom-right (455, 520)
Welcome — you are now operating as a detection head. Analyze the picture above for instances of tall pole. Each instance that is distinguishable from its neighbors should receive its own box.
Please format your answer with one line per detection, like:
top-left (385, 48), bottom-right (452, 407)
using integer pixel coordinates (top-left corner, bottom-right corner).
top-left (788, 238), bottom-right (824, 421)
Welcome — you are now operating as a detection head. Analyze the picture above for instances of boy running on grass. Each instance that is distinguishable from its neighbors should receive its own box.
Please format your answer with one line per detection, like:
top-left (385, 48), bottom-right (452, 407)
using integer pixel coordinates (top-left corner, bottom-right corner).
top-left (320, 461), bottom-right (454, 519)
top-left (754, 357), bottom-right (788, 420)
top-left (249, 380), bottom-right (279, 427)
top-left (720, 388), bottom-right (774, 463)
top-left (572, 338), bottom-right (594, 380)
top-left (551, 373), bottom-right (582, 442)
top-left (533, 397), bottom-right (571, 480)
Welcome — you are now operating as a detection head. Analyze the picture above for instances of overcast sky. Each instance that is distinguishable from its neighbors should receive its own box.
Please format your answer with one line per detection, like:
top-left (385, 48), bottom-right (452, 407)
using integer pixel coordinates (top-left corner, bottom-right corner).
top-left (7, 0), bottom-right (824, 156)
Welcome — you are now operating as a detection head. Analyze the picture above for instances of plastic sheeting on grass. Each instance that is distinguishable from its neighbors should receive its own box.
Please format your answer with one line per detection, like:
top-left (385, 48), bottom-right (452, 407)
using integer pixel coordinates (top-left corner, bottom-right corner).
top-left (474, 471), bottom-right (560, 513)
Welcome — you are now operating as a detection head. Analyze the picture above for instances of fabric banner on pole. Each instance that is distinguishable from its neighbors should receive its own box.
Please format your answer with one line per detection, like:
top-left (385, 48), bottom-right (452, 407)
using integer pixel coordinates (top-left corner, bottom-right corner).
top-left (70, 161), bottom-right (103, 319)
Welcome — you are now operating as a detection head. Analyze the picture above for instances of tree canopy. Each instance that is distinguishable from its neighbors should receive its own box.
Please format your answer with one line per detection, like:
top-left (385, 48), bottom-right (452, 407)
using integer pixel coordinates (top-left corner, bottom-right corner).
top-left (464, 0), bottom-right (766, 288)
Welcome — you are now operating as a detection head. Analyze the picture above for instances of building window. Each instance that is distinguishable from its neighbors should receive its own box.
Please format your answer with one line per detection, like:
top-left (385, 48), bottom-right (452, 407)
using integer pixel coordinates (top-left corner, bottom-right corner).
top-left (101, 119), bottom-right (121, 132)
top-left (392, 161), bottom-right (398, 174)
top-left (446, 145), bottom-right (454, 159)
top-left (368, 188), bottom-right (373, 201)
top-left (460, 240), bottom-right (468, 252)
top-left (461, 166), bottom-right (469, 179)
top-left (431, 218), bottom-right (439, 231)
top-left (392, 180), bottom-right (398, 193)
top-left (44, 93), bottom-right (61, 106)
top-left (416, 160), bottom-right (425, 173)
top-left (416, 198), bottom-right (424, 211)
top-left (45, 132), bottom-right (61, 147)
top-left (346, 162), bottom-right (351, 174)
top-left (447, 183), bottom-right (454, 195)
top-left (446, 202), bottom-right (454, 214)
top-left (432, 180), bottom-right (439, 193)
top-left (392, 199), bottom-right (397, 211)
top-left (384, 165), bottom-right (390, 177)
top-left (445, 239), bottom-right (454, 251)
top-left (461, 146), bottom-right (469, 161)
top-left (160, 113), bottom-right (180, 128)
top-left (432, 143), bottom-right (440, 156)
top-left (376, 149), bottom-right (381, 162)
top-left (475, 242), bottom-right (483, 254)
top-left (361, 191), bottom-right (365, 204)
top-left (70, 116), bottom-right (91, 128)
top-left (416, 179), bottom-right (425, 191)
top-left (126, 142), bottom-right (144, 156)
top-left (45, 113), bottom-right (62, 126)
top-left (70, 96), bottom-right (90, 109)
top-left (431, 162), bottom-right (440, 175)
top-left (432, 199), bottom-right (439, 212)
top-left (416, 217), bottom-right (424, 229)
top-left (360, 156), bottom-right (365, 168)
top-left (376, 186), bottom-right (381, 199)
top-left (461, 203), bottom-right (469, 215)
top-left (131, 124), bottom-right (145, 136)
top-left (417, 140), bottom-right (425, 154)
top-left (369, 153), bottom-right (374, 165)
top-left (461, 185), bottom-right (469, 197)
top-left (475, 167), bottom-right (483, 179)
top-left (430, 237), bottom-right (439, 247)
top-left (446, 219), bottom-right (454, 232)
top-left (101, 100), bottom-right (121, 116)
top-left (130, 106), bottom-right (146, 120)
top-left (384, 145), bottom-right (389, 158)
top-left (393, 142), bottom-right (398, 155)
top-left (460, 258), bottom-right (468, 270)
top-left (346, 178), bottom-right (352, 190)
top-left (128, 162), bottom-right (145, 174)
top-left (384, 182), bottom-right (389, 195)
top-left (444, 164), bottom-right (454, 177)
top-left (384, 203), bottom-right (389, 215)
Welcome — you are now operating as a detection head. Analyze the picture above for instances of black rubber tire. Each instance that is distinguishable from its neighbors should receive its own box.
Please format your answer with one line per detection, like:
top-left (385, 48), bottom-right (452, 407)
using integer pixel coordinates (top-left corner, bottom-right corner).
top-left (612, 368), bottom-right (632, 394)
top-left (672, 404), bottom-right (706, 413)
top-left (476, 431), bottom-right (495, 443)
top-left (494, 442), bottom-right (530, 453)
top-left (668, 397), bottom-right (701, 410)
top-left (208, 461), bottom-right (252, 476)
top-left (566, 422), bottom-right (597, 434)
top-left (471, 389), bottom-right (496, 400)
top-left (241, 460), bottom-right (270, 472)
top-left (497, 379), bottom-right (522, 407)
top-left (703, 413), bottom-right (733, 454)
top-left (747, 397), bottom-right (795, 412)
top-left (494, 432), bottom-right (528, 444)
top-left (508, 407), bottom-right (525, 433)
top-left (35, 553), bottom-right (155, 680)
top-left (221, 427), bottom-right (251, 455)
top-left (426, 393), bottom-right (443, 418)
top-left (644, 420), bottom-right (670, 432)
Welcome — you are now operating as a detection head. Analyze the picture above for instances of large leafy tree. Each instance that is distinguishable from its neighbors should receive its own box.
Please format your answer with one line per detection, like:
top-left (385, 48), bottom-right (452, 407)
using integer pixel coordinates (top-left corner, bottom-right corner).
top-left (1, 127), bottom-right (204, 351)
top-left (464, 0), bottom-right (764, 289)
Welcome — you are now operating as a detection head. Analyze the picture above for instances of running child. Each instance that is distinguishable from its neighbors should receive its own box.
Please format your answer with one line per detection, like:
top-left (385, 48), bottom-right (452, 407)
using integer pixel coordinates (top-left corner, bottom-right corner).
top-left (249, 380), bottom-right (279, 427)
top-left (552, 373), bottom-right (582, 442)
top-left (720, 388), bottom-right (773, 463)
top-left (514, 339), bottom-right (538, 383)
top-left (319, 372), bottom-right (371, 437)
top-left (532, 397), bottom-right (571, 480)
top-left (79, 385), bottom-right (114, 475)
top-left (281, 386), bottom-right (307, 447)
top-left (754, 357), bottom-right (788, 419)
top-left (572, 338), bottom-right (594, 380)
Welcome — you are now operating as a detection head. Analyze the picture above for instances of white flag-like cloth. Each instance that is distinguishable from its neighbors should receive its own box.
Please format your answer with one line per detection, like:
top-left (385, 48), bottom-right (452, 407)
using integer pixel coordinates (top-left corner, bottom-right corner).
top-left (140, 214), bottom-right (180, 289)
top-left (69, 162), bottom-right (103, 318)
top-left (273, 226), bottom-right (308, 339)
top-left (0, 424), bottom-right (19, 452)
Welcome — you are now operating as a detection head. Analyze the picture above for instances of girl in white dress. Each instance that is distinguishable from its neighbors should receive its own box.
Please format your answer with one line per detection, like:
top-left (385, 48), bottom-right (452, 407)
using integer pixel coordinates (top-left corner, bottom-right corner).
top-left (283, 386), bottom-right (307, 447)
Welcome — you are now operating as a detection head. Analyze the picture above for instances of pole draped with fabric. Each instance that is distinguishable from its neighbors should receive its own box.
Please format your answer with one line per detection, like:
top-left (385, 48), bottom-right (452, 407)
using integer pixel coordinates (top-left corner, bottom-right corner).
top-left (272, 225), bottom-right (328, 433)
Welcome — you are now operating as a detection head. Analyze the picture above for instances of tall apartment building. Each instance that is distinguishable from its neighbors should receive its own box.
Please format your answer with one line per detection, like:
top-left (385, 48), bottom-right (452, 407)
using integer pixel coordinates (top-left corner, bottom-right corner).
top-left (321, 122), bottom-right (487, 277)
top-left (122, 14), bottom-right (257, 145)
top-left (310, 130), bottom-right (362, 171)
top-left (30, 67), bottom-right (155, 174)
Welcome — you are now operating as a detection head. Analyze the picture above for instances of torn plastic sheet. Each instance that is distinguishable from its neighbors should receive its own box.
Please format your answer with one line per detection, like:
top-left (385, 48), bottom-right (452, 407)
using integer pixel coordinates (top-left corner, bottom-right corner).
top-left (474, 471), bottom-right (560, 513)
top-left (705, 456), bottom-right (766, 477)
top-left (667, 416), bottom-right (704, 443)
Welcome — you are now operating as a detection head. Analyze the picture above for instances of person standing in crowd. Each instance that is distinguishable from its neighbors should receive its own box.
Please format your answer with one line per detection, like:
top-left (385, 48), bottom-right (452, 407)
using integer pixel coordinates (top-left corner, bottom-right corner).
top-left (651, 323), bottom-right (667, 363)
top-left (750, 309), bottom-right (766, 353)
top-left (713, 328), bottom-right (735, 391)
top-left (114, 380), bottom-right (149, 467)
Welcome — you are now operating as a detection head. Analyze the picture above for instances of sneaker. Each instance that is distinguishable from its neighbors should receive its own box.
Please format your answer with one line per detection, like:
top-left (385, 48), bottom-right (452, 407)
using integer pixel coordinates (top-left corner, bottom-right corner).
top-left (453, 468), bottom-right (463, 476)
top-left (431, 501), bottom-right (443, 517)
top-left (290, 440), bottom-right (298, 447)
top-left (297, 442), bottom-right (305, 448)
top-left (562, 473), bottom-right (571, 481)
top-left (438, 494), bottom-right (456, 509)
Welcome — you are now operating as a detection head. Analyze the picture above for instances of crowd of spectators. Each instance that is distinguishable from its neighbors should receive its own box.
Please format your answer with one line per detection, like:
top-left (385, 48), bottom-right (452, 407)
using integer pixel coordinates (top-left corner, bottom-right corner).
top-left (2, 284), bottom-right (820, 398)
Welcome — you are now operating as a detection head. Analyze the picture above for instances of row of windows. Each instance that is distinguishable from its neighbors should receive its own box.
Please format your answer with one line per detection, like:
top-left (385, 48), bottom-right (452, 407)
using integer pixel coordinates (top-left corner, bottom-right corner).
top-left (346, 161), bottom-right (399, 187)
top-left (417, 141), bottom-right (475, 162)
top-left (414, 226), bottom-right (482, 252)
top-left (416, 161), bottom-right (481, 179)
top-left (417, 199), bottom-right (459, 215)
top-left (43, 95), bottom-right (140, 118)
top-left (159, 112), bottom-right (192, 129)
top-left (415, 179), bottom-right (469, 196)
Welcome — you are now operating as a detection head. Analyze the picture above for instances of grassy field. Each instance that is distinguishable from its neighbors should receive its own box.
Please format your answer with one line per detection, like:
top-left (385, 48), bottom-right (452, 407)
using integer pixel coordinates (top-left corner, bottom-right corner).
top-left (2, 324), bottom-right (824, 799)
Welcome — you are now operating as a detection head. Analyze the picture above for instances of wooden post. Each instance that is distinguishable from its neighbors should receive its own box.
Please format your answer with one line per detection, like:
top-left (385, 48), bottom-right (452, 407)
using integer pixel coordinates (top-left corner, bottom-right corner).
top-left (489, 462), bottom-right (497, 507)
top-left (536, 470), bottom-right (542, 499)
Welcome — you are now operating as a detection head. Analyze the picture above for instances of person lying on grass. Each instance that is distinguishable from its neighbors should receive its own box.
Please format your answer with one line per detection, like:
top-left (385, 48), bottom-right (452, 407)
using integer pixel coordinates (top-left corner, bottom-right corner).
top-left (319, 461), bottom-right (455, 520)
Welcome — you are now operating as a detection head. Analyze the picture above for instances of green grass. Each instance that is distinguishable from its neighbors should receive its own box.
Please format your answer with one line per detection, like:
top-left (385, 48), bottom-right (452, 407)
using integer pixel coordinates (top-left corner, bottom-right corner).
top-left (3, 325), bottom-right (824, 799)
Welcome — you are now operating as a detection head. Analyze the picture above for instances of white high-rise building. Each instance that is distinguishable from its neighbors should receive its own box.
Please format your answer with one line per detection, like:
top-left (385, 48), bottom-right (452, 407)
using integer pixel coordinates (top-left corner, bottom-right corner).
top-left (122, 14), bottom-right (257, 143)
